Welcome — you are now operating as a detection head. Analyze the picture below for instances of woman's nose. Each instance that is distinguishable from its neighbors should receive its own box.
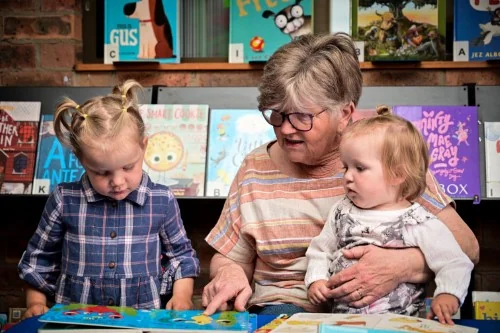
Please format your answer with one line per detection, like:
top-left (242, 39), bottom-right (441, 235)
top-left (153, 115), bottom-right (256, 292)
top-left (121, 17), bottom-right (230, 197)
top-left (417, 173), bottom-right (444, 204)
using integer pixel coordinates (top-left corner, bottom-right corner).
top-left (279, 116), bottom-right (296, 135)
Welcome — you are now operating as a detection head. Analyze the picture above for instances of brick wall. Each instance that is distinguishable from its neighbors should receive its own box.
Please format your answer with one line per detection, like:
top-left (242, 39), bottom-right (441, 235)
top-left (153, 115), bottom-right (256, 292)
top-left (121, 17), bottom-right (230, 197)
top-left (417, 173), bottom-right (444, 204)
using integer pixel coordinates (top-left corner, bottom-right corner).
top-left (1, 0), bottom-right (500, 317)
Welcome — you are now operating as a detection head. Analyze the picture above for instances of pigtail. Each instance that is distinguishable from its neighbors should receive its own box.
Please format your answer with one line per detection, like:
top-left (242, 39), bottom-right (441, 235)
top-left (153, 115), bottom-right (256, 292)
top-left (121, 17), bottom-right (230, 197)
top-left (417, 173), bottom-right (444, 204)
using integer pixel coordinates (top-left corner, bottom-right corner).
top-left (110, 79), bottom-right (146, 140)
top-left (376, 105), bottom-right (392, 116)
top-left (54, 97), bottom-right (82, 149)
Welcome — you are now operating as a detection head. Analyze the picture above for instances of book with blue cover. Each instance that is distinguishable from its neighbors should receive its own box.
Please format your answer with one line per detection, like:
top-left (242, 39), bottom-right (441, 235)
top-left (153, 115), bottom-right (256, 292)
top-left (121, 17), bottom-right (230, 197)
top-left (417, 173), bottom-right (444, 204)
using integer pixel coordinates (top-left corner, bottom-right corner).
top-left (38, 304), bottom-right (250, 332)
top-left (104, 0), bottom-right (180, 64)
top-left (453, 0), bottom-right (500, 61)
top-left (205, 109), bottom-right (275, 197)
top-left (228, 0), bottom-right (313, 63)
top-left (32, 114), bottom-right (85, 195)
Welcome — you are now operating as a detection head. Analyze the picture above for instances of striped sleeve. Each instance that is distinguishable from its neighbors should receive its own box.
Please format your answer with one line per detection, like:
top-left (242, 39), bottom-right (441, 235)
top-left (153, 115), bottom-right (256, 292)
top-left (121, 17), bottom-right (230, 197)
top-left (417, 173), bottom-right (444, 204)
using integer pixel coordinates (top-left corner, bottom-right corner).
top-left (415, 170), bottom-right (454, 215)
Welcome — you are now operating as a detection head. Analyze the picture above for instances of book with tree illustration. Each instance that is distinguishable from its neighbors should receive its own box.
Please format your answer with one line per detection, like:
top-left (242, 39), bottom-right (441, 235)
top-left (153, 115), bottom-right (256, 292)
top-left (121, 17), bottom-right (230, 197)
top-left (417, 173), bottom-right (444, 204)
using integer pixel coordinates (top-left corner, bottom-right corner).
top-left (38, 303), bottom-right (250, 332)
top-left (352, 0), bottom-right (446, 61)
top-left (139, 104), bottom-right (209, 197)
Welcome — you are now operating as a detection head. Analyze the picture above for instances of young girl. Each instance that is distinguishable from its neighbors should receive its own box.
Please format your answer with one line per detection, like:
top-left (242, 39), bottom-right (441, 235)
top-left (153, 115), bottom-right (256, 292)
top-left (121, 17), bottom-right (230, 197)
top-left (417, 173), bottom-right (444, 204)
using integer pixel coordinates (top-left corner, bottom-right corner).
top-left (18, 80), bottom-right (200, 318)
top-left (305, 106), bottom-right (473, 325)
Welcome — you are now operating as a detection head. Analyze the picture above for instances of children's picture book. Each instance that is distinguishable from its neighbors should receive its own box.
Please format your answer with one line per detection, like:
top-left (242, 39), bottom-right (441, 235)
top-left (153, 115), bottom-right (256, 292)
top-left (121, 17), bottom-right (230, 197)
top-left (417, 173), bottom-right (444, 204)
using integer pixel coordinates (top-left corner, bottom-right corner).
top-left (39, 322), bottom-right (143, 333)
top-left (104, 0), bottom-right (180, 64)
top-left (140, 104), bottom-right (209, 197)
top-left (228, 0), bottom-right (313, 63)
top-left (473, 301), bottom-right (500, 320)
top-left (32, 114), bottom-right (85, 195)
top-left (352, 0), bottom-right (446, 61)
top-left (453, 0), bottom-right (500, 61)
top-left (472, 290), bottom-right (500, 303)
top-left (330, 0), bottom-right (351, 35)
top-left (484, 122), bottom-right (500, 198)
top-left (0, 101), bottom-right (41, 194)
top-left (205, 109), bottom-right (276, 197)
top-left (393, 105), bottom-right (480, 200)
top-left (268, 312), bottom-right (478, 333)
top-left (39, 304), bottom-right (250, 332)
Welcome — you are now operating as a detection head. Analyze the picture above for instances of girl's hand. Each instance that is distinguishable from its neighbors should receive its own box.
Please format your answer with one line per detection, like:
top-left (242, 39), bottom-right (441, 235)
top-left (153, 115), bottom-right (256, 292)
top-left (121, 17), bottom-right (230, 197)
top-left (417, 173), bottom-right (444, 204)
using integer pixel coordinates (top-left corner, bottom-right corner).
top-left (23, 303), bottom-right (49, 319)
top-left (307, 280), bottom-right (330, 305)
top-left (166, 294), bottom-right (194, 310)
top-left (427, 293), bottom-right (459, 325)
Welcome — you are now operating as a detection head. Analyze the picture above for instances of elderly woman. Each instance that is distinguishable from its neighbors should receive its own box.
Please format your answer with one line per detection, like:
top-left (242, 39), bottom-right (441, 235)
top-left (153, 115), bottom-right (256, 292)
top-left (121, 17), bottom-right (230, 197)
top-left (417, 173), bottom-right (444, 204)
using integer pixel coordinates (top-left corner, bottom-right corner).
top-left (202, 33), bottom-right (479, 316)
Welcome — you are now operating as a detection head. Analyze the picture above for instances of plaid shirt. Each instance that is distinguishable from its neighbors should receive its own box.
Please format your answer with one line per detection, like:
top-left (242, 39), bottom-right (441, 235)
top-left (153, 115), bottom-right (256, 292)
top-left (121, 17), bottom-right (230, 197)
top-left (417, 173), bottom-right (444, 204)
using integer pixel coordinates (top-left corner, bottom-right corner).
top-left (18, 172), bottom-right (200, 309)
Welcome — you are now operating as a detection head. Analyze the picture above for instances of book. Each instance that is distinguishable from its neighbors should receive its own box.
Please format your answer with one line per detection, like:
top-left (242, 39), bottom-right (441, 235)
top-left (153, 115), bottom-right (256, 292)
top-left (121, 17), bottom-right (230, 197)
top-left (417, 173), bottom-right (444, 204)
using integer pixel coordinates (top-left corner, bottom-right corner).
top-left (472, 290), bottom-right (500, 303)
top-left (473, 301), bottom-right (500, 320)
top-left (352, 0), bottom-right (446, 62)
top-left (268, 312), bottom-right (478, 333)
top-left (484, 122), bottom-right (500, 198)
top-left (453, 1), bottom-right (500, 61)
top-left (228, 0), bottom-right (313, 63)
top-left (254, 314), bottom-right (289, 333)
top-left (39, 322), bottom-right (143, 333)
top-left (393, 105), bottom-right (481, 200)
top-left (39, 304), bottom-right (250, 332)
top-left (32, 115), bottom-right (85, 195)
top-left (139, 104), bottom-right (209, 197)
top-left (0, 101), bottom-right (41, 194)
top-left (205, 109), bottom-right (276, 197)
top-left (329, 0), bottom-right (351, 34)
top-left (104, 0), bottom-right (180, 64)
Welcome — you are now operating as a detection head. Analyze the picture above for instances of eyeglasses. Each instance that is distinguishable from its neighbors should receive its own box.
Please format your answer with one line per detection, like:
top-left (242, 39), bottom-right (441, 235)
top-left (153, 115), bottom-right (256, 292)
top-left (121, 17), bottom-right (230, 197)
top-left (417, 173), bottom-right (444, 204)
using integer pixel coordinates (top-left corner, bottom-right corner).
top-left (261, 109), bottom-right (327, 132)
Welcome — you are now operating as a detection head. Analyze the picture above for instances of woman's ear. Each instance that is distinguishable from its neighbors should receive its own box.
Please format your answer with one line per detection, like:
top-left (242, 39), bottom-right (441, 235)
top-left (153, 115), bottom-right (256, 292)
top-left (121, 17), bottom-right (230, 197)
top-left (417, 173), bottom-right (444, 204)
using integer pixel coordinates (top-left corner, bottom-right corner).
top-left (339, 102), bottom-right (355, 132)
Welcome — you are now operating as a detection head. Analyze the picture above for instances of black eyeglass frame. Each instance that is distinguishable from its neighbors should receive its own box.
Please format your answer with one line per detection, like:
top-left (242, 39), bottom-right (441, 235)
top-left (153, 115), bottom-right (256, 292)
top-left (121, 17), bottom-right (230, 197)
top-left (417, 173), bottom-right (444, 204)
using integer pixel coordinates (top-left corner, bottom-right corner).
top-left (261, 109), bottom-right (328, 132)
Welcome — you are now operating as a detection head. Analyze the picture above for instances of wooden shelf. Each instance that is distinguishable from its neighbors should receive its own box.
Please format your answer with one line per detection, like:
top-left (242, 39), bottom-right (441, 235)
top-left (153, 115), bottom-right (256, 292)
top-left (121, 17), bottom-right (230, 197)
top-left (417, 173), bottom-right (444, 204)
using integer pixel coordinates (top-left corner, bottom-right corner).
top-left (74, 61), bottom-right (500, 72)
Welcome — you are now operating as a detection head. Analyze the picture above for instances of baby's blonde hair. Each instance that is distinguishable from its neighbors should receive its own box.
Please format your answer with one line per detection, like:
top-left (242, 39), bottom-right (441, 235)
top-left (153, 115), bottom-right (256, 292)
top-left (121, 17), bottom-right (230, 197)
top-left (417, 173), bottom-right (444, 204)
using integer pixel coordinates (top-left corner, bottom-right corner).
top-left (53, 80), bottom-right (145, 158)
top-left (342, 105), bottom-right (429, 201)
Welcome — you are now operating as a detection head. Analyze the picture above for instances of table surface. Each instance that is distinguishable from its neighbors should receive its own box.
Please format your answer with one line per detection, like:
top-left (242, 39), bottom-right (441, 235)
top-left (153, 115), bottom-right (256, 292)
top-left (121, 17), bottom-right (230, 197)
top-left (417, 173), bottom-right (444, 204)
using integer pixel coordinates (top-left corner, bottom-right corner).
top-left (4, 314), bottom-right (500, 332)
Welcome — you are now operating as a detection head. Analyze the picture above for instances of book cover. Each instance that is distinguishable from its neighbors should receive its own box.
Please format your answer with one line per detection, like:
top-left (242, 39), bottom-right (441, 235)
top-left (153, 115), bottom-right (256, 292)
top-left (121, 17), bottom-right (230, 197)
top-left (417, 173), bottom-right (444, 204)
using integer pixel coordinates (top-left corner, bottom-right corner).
top-left (484, 122), bottom-right (500, 198)
top-left (39, 322), bottom-right (143, 333)
top-left (140, 104), bottom-right (209, 197)
top-left (32, 115), bottom-right (85, 195)
top-left (393, 105), bottom-right (481, 200)
top-left (104, 0), bottom-right (180, 64)
top-left (472, 290), bottom-right (500, 303)
top-left (352, 0), bottom-right (446, 62)
top-left (39, 304), bottom-right (250, 332)
top-left (205, 109), bottom-right (276, 197)
top-left (329, 0), bottom-right (351, 34)
top-left (269, 312), bottom-right (477, 333)
top-left (453, 1), bottom-right (500, 61)
top-left (228, 0), bottom-right (313, 63)
top-left (0, 101), bottom-right (41, 194)
top-left (473, 301), bottom-right (500, 320)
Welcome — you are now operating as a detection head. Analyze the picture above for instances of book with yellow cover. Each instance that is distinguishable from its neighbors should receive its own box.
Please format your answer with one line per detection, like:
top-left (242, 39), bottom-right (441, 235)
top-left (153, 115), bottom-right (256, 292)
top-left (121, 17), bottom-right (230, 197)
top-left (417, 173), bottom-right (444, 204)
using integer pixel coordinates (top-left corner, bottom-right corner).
top-left (474, 301), bottom-right (500, 320)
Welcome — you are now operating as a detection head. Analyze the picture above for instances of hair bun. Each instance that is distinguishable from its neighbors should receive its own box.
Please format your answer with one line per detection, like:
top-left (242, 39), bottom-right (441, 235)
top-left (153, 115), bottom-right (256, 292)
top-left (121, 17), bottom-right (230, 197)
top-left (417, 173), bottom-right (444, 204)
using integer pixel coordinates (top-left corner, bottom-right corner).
top-left (376, 105), bottom-right (392, 116)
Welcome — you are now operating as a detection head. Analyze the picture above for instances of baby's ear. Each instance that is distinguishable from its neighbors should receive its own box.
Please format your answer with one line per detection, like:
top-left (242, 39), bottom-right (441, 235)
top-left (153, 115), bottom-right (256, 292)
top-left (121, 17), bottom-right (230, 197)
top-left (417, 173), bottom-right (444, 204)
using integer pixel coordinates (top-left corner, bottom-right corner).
top-left (389, 165), bottom-right (406, 186)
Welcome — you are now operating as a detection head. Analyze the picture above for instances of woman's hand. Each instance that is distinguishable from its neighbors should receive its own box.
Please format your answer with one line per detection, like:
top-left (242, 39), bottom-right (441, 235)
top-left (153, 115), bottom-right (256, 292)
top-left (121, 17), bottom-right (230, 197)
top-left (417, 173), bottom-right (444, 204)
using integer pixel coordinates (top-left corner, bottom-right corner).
top-left (202, 262), bottom-right (253, 315)
top-left (325, 245), bottom-right (429, 308)
top-left (23, 303), bottom-right (49, 319)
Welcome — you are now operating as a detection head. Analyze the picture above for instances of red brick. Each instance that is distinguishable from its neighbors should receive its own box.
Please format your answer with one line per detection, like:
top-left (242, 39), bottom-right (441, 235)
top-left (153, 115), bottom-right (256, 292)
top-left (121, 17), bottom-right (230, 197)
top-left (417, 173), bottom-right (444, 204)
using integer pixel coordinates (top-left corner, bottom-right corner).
top-left (197, 71), bottom-right (262, 86)
top-left (40, 42), bottom-right (76, 69)
top-left (4, 15), bottom-right (81, 40)
top-left (1, 71), bottom-right (74, 86)
top-left (0, 0), bottom-right (35, 11)
top-left (41, 0), bottom-right (81, 11)
top-left (0, 44), bottom-right (35, 69)
top-left (116, 71), bottom-right (190, 86)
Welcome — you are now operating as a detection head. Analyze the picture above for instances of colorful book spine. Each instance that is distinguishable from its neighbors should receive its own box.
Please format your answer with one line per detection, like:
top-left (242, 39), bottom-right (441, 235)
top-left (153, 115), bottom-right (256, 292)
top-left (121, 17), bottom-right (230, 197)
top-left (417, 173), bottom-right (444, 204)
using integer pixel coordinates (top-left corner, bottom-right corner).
top-left (484, 122), bottom-right (500, 198)
top-left (454, 1), bottom-right (500, 61)
top-left (0, 101), bottom-right (41, 194)
top-left (104, 0), bottom-right (180, 64)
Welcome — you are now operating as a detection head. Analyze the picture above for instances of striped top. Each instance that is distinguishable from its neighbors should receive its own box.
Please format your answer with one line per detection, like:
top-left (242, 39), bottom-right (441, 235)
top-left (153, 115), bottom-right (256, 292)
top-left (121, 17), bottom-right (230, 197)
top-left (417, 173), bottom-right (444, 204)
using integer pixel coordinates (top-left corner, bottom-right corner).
top-left (205, 142), bottom-right (452, 312)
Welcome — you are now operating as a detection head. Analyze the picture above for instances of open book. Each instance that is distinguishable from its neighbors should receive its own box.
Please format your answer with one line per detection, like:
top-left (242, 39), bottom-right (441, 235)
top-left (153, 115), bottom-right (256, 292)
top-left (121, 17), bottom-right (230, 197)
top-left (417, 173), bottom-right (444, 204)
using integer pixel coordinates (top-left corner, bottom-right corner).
top-left (268, 312), bottom-right (478, 333)
top-left (38, 304), bottom-right (251, 332)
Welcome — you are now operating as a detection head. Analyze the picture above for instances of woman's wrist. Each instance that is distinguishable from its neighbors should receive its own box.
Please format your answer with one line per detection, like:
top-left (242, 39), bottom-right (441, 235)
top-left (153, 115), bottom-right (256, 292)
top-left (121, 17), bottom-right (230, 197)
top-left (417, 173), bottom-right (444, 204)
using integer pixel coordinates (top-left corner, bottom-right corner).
top-left (399, 247), bottom-right (431, 284)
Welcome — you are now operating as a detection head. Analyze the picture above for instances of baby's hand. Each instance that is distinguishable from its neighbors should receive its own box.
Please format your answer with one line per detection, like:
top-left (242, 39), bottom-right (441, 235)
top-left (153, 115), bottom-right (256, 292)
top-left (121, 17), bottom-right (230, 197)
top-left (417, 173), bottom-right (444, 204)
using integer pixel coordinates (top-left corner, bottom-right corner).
top-left (427, 293), bottom-right (459, 325)
top-left (166, 294), bottom-right (194, 310)
top-left (307, 280), bottom-right (330, 305)
top-left (24, 303), bottom-right (49, 319)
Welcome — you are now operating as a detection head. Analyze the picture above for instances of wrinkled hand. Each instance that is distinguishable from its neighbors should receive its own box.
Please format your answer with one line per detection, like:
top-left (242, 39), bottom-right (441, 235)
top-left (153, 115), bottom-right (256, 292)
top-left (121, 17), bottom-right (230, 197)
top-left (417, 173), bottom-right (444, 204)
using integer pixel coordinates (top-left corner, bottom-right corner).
top-left (23, 303), bottom-right (49, 319)
top-left (166, 294), bottom-right (194, 310)
top-left (202, 263), bottom-right (252, 315)
top-left (307, 280), bottom-right (330, 305)
top-left (325, 245), bottom-right (403, 308)
top-left (427, 293), bottom-right (459, 325)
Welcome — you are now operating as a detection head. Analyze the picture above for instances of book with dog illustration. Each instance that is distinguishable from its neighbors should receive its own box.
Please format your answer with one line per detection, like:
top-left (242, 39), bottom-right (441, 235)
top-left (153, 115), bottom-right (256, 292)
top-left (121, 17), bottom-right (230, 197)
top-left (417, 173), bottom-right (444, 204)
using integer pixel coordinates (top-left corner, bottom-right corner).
top-left (139, 104), bottom-right (209, 197)
top-left (268, 312), bottom-right (477, 333)
top-left (0, 101), bottom-right (41, 194)
top-left (39, 303), bottom-right (250, 332)
top-left (205, 109), bottom-right (276, 197)
top-left (104, 0), bottom-right (180, 64)
top-left (453, 0), bottom-right (500, 61)
top-left (351, 0), bottom-right (446, 62)
top-left (228, 0), bottom-right (313, 63)
top-left (32, 114), bottom-right (85, 195)
top-left (393, 105), bottom-right (480, 200)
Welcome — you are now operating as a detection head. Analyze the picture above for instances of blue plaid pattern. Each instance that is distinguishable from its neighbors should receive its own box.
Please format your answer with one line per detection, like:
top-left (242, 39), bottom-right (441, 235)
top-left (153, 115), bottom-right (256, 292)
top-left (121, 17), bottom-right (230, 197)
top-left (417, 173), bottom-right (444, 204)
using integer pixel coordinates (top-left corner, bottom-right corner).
top-left (18, 172), bottom-right (200, 309)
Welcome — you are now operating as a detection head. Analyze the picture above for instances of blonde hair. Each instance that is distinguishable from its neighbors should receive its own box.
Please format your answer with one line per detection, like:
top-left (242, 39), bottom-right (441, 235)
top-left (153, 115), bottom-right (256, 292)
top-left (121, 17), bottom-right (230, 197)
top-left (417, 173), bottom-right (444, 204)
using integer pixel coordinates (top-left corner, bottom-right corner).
top-left (258, 33), bottom-right (362, 115)
top-left (53, 79), bottom-right (145, 158)
top-left (342, 105), bottom-right (429, 201)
